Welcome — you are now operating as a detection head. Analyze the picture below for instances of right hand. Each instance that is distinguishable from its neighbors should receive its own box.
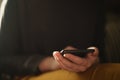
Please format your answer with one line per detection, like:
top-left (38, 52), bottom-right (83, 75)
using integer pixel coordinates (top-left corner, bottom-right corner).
top-left (53, 46), bottom-right (99, 72)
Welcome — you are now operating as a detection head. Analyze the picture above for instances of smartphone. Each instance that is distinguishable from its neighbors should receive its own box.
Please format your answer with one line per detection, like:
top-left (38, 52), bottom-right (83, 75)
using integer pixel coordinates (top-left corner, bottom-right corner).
top-left (60, 49), bottom-right (95, 57)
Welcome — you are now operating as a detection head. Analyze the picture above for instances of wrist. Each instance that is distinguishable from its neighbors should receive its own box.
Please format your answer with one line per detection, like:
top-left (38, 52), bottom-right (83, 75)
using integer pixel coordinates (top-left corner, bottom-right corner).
top-left (38, 57), bottom-right (59, 72)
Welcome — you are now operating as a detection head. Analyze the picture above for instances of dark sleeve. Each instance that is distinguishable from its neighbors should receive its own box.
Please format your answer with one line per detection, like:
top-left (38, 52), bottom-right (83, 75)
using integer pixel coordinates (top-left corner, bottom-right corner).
top-left (0, 0), bottom-right (50, 76)
top-left (0, 55), bottom-right (48, 76)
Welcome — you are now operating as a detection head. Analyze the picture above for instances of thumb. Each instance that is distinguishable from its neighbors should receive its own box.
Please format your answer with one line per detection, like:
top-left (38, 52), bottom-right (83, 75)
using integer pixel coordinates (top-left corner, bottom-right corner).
top-left (87, 47), bottom-right (99, 57)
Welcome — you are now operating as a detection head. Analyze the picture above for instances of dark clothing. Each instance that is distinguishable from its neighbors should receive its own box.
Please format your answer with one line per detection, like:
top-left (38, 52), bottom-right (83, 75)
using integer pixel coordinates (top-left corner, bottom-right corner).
top-left (0, 0), bottom-right (104, 76)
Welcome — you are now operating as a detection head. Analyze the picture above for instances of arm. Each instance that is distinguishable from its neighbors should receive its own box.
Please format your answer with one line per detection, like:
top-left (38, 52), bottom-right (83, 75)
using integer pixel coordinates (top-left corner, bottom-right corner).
top-left (0, 0), bottom-right (60, 76)
top-left (0, 54), bottom-right (48, 75)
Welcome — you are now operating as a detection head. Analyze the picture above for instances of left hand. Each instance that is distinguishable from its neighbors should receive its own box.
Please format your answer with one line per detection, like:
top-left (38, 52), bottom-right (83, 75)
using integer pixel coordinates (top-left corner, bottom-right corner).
top-left (53, 46), bottom-right (99, 72)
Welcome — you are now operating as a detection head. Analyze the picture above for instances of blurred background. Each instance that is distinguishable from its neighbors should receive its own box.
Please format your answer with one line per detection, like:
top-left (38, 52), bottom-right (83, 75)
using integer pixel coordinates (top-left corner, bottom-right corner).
top-left (104, 0), bottom-right (120, 62)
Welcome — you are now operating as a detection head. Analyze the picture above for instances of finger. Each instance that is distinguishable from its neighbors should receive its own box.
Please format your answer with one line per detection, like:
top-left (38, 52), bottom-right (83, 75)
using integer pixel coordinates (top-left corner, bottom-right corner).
top-left (53, 51), bottom-right (63, 66)
top-left (56, 57), bottom-right (87, 72)
top-left (87, 47), bottom-right (99, 57)
top-left (86, 47), bottom-right (99, 64)
top-left (56, 57), bottom-right (88, 72)
top-left (53, 51), bottom-right (75, 67)
top-left (63, 53), bottom-right (88, 65)
top-left (87, 47), bottom-right (99, 61)
top-left (53, 51), bottom-right (71, 68)
top-left (53, 51), bottom-right (90, 72)
top-left (53, 51), bottom-right (80, 71)
top-left (65, 54), bottom-right (92, 68)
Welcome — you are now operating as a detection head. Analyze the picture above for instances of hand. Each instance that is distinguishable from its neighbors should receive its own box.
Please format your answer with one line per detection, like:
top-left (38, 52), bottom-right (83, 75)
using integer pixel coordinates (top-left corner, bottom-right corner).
top-left (53, 46), bottom-right (99, 72)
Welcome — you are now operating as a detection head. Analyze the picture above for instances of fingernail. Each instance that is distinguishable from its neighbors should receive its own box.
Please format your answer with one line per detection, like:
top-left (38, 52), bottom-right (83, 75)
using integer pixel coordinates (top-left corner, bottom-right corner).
top-left (63, 54), bottom-right (66, 57)
top-left (53, 51), bottom-right (59, 56)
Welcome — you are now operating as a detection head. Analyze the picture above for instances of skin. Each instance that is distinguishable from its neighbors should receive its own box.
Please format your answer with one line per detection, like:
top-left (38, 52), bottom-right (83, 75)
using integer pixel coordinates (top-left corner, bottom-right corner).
top-left (39, 46), bottom-right (99, 72)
